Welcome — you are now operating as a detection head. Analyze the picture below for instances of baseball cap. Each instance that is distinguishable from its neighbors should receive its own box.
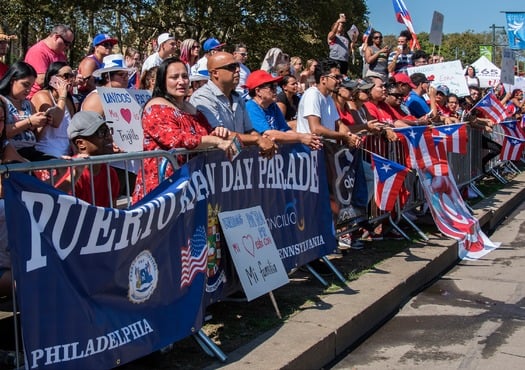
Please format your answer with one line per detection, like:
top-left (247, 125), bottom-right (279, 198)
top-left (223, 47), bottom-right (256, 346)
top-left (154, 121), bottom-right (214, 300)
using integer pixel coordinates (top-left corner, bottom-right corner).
top-left (92, 54), bottom-right (133, 78)
top-left (93, 34), bottom-right (118, 47)
top-left (157, 33), bottom-right (175, 47)
top-left (190, 70), bottom-right (209, 82)
top-left (340, 79), bottom-right (374, 91)
top-left (68, 111), bottom-right (112, 140)
top-left (203, 38), bottom-right (225, 52)
top-left (436, 85), bottom-right (450, 96)
top-left (243, 70), bottom-right (283, 90)
top-left (410, 73), bottom-right (434, 86)
top-left (394, 73), bottom-right (416, 88)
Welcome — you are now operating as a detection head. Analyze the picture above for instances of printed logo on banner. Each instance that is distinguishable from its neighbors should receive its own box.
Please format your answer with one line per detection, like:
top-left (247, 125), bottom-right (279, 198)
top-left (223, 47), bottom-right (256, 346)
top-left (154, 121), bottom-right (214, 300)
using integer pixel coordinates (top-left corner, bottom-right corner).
top-left (266, 199), bottom-right (305, 232)
top-left (205, 203), bottom-right (225, 293)
top-left (128, 250), bottom-right (159, 303)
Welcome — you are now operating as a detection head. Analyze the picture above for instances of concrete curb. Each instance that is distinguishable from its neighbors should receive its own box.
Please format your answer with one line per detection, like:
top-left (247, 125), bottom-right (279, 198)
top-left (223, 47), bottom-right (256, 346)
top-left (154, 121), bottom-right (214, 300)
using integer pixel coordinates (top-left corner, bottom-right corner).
top-left (211, 172), bottom-right (525, 370)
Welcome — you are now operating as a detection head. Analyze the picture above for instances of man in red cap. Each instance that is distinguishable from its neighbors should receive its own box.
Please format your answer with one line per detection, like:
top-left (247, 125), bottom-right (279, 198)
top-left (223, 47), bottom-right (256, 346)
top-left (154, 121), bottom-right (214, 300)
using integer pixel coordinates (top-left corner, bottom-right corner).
top-left (244, 70), bottom-right (322, 150)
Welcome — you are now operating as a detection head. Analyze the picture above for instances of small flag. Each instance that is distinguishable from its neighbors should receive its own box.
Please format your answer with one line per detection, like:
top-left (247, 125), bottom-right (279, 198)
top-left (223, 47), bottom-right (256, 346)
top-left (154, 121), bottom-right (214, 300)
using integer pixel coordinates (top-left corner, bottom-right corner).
top-left (180, 226), bottom-right (208, 288)
top-left (371, 153), bottom-right (409, 211)
top-left (392, 0), bottom-right (421, 49)
top-left (500, 137), bottom-right (525, 160)
top-left (474, 92), bottom-right (508, 123)
top-left (500, 120), bottom-right (525, 139)
top-left (362, 25), bottom-right (372, 43)
top-left (394, 125), bottom-right (442, 174)
top-left (432, 123), bottom-right (468, 154)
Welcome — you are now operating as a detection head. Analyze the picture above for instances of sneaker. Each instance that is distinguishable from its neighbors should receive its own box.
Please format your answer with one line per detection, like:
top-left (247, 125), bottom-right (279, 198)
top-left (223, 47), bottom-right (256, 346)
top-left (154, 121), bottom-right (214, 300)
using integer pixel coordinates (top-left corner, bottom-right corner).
top-left (338, 234), bottom-right (352, 250)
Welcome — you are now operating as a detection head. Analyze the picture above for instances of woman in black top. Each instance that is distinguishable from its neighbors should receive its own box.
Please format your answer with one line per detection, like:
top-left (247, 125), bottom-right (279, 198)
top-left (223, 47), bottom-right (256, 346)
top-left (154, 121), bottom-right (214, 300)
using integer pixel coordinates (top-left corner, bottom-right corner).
top-left (276, 75), bottom-right (300, 130)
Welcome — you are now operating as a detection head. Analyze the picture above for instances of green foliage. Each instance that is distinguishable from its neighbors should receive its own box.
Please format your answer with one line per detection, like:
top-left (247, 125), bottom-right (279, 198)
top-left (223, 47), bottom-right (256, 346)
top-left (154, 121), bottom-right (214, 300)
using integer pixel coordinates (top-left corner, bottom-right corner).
top-left (0, 0), bottom-right (510, 73)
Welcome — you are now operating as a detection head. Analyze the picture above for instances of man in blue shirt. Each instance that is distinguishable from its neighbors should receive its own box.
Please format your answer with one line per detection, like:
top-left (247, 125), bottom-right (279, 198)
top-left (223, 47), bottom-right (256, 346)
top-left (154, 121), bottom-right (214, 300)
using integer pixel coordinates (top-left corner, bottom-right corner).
top-left (405, 72), bottom-right (435, 119)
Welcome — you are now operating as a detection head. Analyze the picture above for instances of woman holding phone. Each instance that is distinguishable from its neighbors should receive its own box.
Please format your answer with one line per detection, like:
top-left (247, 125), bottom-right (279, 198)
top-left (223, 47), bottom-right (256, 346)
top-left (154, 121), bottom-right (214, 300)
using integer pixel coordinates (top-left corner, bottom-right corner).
top-left (31, 61), bottom-right (77, 158)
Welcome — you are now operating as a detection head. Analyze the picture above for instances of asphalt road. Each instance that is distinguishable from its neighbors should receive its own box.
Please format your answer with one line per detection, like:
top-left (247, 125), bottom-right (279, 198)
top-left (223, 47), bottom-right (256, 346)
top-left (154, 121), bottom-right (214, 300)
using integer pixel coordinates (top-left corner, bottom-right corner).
top-left (329, 201), bottom-right (525, 369)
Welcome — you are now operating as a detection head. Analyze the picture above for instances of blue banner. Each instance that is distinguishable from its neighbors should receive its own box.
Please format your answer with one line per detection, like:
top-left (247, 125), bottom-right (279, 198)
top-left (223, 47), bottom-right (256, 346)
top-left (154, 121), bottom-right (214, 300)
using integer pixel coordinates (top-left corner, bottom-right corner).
top-left (184, 144), bottom-right (336, 304)
top-left (4, 170), bottom-right (208, 369)
top-left (506, 12), bottom-right (525, 50)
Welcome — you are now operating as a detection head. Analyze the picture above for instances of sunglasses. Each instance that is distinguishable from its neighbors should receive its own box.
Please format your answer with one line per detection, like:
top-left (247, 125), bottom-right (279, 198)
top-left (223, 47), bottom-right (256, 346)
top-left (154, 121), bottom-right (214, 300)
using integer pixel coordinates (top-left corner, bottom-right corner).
top-left (325, 74), bottom-right (343, 81)
top-left (92, 124), bottom-right (113, 139)
top-left (237, 52), bottom-right (248, 57)
top-left (100, 42), bottom-right (113, 49)
top-left (373, 36), bottom-right (383, 39)
top-left (58, 35), bottom-right (72, 47)
top-left (215, 62), bottom-right (240, 72)
top-left (192, 45), bottom-right (200, 49)
top-left (389, 93), bottom-right (404, 98)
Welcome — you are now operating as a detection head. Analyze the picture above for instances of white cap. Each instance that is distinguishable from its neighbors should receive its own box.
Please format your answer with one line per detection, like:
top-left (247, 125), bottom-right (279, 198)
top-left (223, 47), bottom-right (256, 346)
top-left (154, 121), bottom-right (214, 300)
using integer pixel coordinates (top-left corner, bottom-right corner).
top-left (157, 33), bottom-right (175, 47)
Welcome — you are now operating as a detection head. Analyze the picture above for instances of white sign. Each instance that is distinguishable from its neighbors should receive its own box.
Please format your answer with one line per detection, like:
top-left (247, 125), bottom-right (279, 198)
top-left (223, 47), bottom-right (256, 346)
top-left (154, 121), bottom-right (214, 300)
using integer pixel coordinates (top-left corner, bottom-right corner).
top-left (407, 60), bottom-right (469, 96)
top-left (98, 87), bottom-right (151, 152)
top-left (218, 206), bottom-right (289, 301)
top-left (501, 48), bottom-right (516, 85)
top-left (470, 56), bottom-right (500, 88)
top-left (429, 11), bottom-right (444, 46)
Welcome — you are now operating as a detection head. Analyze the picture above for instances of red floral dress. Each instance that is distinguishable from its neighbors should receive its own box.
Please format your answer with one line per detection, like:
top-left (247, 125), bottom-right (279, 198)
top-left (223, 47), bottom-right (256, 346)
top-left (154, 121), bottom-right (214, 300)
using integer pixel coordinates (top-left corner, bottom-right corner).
top-left (133, 104), bottom-right (212, 201)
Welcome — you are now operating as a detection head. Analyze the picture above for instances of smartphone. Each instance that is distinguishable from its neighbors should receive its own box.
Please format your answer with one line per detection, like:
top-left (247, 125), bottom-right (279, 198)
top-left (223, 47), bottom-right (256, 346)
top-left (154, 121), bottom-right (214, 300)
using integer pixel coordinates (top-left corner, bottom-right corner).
top-left (49, 75), bottom-right (60, 89)
top-left (45, 106), bottom-right (58, 116)
top-left (339, 13), bottom-right (345, 18)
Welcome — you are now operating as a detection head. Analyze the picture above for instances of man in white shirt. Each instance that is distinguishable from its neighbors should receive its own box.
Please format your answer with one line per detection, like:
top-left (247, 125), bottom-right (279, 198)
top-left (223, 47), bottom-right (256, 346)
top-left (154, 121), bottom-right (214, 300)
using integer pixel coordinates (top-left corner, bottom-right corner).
top-left (296, 59), bottom-right (361, 147)
top-left (233, 42), bottom-right (251, 96)
top-left (141, 33), bottom-right (177, 73)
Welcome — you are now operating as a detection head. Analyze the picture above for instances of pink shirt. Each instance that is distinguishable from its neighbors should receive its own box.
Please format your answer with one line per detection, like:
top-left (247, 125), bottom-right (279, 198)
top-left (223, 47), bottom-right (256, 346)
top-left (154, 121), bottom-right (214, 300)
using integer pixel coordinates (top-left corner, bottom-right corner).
top-left (24, 40), bottom-right (67, 98)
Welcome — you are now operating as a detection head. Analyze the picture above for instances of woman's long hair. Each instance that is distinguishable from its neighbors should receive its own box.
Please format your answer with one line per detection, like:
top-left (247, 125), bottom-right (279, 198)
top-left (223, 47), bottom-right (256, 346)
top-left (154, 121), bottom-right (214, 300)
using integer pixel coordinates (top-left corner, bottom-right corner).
top-left (0, 61), bottom-right (37, 96)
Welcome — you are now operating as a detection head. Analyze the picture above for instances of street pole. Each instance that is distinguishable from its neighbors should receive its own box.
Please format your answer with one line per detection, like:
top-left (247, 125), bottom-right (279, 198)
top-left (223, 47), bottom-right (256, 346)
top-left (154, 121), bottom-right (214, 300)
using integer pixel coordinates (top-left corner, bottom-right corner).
top-left (489, 24), bottom-right (506, 64)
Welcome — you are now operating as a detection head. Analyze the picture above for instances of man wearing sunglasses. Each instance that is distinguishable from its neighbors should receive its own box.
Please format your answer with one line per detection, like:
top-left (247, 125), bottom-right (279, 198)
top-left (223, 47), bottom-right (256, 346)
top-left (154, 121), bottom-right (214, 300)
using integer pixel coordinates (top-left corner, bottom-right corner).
top-left (190, 52), bottom-right (277, 158)
top-left (76, 33), bottom-right (119, 104)
top-left (296, 59), bottom-right (361, 148)
top-left (25, 24), bottom-right (74, 99)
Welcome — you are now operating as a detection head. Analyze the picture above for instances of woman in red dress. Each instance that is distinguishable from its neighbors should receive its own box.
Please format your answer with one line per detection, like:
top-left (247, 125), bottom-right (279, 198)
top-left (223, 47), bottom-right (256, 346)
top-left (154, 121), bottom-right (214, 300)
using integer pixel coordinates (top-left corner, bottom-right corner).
top-left (134, 57), bottom-right (236, 200)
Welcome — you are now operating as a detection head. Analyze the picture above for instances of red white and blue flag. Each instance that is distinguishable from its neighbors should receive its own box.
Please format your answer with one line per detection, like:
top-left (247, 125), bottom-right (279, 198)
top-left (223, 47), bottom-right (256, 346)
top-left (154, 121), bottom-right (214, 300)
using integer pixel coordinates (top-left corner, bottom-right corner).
top-left (500, 136), bottom-right (525, 160)
top-left (432, 123), bottom-right (468, 154)
top-left (474, 92), bottom-right (508, 123)
top-left (371, 153), bottom-right (409, 211)
top-left (362, 24), bottom-right (372, 42)
top-left (181, 226), bottom-right (209, 288)
top-left (394, 125), bottom-right (443, 175)
top-left (499, 120), bottom-right (525, 139)
top-left (431, 137), bottom-right (450, 176)
top-left (392, 0), bottom-right (420, 49)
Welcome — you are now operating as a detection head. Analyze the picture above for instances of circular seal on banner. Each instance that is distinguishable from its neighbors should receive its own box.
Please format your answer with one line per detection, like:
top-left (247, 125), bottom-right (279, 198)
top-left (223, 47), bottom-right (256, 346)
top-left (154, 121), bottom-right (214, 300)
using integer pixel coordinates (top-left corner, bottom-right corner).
top-left (128, 250), bottom-right (158, 304)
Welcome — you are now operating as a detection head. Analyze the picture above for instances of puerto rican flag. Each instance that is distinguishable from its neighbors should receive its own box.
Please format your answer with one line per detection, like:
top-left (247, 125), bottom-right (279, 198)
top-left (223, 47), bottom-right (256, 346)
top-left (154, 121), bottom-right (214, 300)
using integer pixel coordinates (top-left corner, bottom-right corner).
top-left (432, 123), bottom-right (468, 154)
top-left (394, 125), bottom-right (444, 175)
top-left (362, 24), bottom-right (372, 43)
top-left (474, 92), bottom-right (508, 123)
top-left (500, 136), bottom-right (525, 161)
top-left (499, 120), bottom-right (525, 139)
top-left (371, 153), bottom-right (409, 212)
top-left (392, 0), bottom-right (420, 49)
top-left (180, 225), bottom-right (208, 288)
top-left (431, 137), bottom-right (450, 176)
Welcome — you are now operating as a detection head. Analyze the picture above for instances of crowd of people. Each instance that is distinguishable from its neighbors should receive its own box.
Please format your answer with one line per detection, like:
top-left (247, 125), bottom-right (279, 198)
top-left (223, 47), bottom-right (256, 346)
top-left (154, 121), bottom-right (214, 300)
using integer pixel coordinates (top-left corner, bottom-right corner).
top-left (0, 16), bottom-right (524, 297)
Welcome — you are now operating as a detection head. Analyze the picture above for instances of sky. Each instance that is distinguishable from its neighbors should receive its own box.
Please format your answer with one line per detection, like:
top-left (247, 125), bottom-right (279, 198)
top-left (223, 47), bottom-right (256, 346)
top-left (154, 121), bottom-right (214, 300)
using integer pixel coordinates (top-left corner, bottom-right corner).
top-left (365, 0), bottom-right (522, 35)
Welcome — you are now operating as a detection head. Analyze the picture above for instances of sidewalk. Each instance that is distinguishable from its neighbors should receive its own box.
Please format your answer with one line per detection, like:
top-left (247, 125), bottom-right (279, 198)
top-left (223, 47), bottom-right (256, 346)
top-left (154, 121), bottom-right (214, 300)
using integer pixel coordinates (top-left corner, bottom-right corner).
top-left (207, 172), bottom-right (525, 370)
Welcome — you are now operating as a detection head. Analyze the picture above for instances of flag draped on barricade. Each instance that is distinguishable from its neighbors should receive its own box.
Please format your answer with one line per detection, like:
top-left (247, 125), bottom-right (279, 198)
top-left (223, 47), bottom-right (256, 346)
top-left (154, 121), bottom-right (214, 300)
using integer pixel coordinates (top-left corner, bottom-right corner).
top-left (474, 92), bottom-right (508, 123)
top-left (392, 0), bottom-right (420, 49)
top-left (432, 123), bottom-right (468, 154)
top-left (416, 169), bottom-right (499, 259)
top-left (3, 169), bottom-right (208, 369)
top-left (371, 153), bottom-right (409, 212)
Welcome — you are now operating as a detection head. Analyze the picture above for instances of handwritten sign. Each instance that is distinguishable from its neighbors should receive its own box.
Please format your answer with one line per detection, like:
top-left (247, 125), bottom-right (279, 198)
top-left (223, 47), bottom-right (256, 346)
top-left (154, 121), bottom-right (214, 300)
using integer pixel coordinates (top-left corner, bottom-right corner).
top-left (407, 60), bottom-right (469, 97)
top-left (218, 206), bottom-right (289, 301)
top-left (98, 87), bottom-right (151, 152)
